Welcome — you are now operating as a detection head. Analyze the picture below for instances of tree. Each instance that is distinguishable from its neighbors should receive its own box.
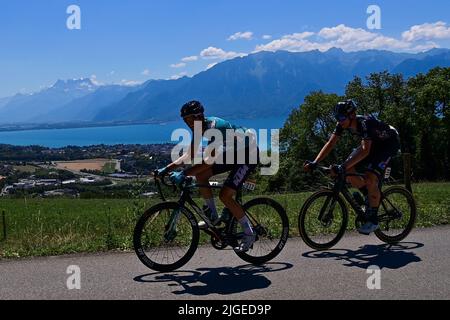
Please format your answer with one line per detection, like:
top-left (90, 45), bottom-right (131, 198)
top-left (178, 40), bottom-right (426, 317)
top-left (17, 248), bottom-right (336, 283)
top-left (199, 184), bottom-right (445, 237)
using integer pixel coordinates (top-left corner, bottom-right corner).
top-left (267, 67), bottom-right (450, 191)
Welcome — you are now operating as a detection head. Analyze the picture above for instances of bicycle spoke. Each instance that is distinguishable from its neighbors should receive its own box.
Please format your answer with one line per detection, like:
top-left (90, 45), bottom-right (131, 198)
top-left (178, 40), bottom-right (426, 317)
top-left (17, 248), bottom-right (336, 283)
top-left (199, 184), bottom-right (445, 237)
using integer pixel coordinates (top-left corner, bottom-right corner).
top-left (134, 203), bottom-right (198, 271)
top-left (233, 198), bottom-right (288, 262)
top-left (304, 199), bottom-right (344, 243)
top-left (377, 189), bottom-right (414, 238)
top-left (299, 191), bottom-right (347, 250)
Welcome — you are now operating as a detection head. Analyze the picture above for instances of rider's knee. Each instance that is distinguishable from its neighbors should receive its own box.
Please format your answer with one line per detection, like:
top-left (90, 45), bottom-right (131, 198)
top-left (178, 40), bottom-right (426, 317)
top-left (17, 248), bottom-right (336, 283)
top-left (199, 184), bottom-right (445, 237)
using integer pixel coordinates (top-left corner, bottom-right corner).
top-left (196, 171), bottom-right (210, 182)
top-left (365, 173), bottom-right (379, 188)
top-left (219, 188), bottom-right (233, 203)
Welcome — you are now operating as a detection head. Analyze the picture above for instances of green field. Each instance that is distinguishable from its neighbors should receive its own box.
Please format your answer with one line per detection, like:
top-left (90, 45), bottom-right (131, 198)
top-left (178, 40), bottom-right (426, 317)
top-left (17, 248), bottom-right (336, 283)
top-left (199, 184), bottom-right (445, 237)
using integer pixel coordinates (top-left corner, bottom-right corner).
top-left (12, 165), bottom-right (40, 173)
top-left (0, 182), bottom-right (448, 259)
top-left (102, 162), bottom-right (117, 174)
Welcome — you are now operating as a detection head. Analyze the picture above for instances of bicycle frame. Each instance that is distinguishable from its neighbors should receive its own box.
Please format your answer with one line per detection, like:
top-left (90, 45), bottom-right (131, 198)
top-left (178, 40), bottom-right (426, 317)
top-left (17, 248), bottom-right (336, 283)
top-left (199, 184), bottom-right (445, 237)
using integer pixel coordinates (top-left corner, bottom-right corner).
top-left (155, 174), bottom-right (248, 243)
top-left (319, 169), bottom-right (404, 224)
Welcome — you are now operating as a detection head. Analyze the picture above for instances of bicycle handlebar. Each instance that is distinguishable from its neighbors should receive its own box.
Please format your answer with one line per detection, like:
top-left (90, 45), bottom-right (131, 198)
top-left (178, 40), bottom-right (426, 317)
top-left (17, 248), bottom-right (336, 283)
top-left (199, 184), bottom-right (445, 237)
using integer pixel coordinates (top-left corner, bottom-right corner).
top-left (153, 170), bottom-right (177, 201)
top-left (153, 170), bottom-right (204, 201)
top-left (317, 166), bottom-right (332, 174)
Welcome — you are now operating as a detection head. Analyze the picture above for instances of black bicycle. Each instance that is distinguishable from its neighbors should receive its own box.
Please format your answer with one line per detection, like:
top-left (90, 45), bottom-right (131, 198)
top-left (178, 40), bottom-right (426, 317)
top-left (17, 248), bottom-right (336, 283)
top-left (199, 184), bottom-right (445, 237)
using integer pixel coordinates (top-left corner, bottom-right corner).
top-left (298, 166), bottom-right (416, 250)
top-left (134, 172), bottom-right (289, 272)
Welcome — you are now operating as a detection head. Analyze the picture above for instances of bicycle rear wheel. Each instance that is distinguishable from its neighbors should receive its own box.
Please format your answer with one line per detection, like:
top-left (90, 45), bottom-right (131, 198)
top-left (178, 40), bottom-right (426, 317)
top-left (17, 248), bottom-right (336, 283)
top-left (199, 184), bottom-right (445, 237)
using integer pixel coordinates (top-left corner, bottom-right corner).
top-left (133, 202), bottom-right (199, 272)
top-left (375, 186), bottom-right (416, 244)
top-left (298, 190), bottom-right (348, 250)
top-left (231, 198), bottom-right (289, 265)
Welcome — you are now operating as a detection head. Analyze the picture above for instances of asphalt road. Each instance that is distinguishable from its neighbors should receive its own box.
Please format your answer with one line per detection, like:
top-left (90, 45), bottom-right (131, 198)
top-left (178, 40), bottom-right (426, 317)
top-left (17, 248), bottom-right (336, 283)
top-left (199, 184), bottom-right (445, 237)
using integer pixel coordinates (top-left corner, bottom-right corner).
top-left (0, 226), bottom-right (449, 300)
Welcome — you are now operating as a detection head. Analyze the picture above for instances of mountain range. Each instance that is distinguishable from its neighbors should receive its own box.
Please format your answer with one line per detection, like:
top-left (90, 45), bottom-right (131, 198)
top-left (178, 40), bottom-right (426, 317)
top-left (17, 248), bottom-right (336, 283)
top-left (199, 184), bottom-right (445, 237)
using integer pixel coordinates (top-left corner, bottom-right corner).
top-left (1, 48), bottom-right (449, 125)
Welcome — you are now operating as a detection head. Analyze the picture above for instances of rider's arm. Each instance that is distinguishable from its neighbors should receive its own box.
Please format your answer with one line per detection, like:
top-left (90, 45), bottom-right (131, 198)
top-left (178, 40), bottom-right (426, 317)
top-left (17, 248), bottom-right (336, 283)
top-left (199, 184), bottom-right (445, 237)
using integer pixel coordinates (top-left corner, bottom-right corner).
top-left (342, 139), bottom-right (372, 170)
top-left (184, 163), bottom-right (212, 176)
top-left (314, 134), bottom-right (340, 164)
top-left (184, 143), bottom-right (216, 176)
top-left (163, 143), bottom-right (194, 172)
top-left (165, 141), bottom-right (213, 176)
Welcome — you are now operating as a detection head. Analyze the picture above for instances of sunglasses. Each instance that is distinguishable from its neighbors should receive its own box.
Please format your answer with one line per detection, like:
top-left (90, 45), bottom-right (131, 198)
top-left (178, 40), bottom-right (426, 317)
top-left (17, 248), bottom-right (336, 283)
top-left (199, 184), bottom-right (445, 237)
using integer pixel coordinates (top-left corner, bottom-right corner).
top-left (335, 115), bottom-right (348, 122)
top-left (183, 113), bottom-right (203, 120)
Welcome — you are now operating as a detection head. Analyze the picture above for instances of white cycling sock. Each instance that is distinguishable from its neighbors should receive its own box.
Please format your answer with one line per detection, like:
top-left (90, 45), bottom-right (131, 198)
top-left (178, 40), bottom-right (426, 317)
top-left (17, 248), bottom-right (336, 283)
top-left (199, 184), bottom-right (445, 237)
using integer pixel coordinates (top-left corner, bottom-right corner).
top-left (239, 216), bottom-right (254, 235)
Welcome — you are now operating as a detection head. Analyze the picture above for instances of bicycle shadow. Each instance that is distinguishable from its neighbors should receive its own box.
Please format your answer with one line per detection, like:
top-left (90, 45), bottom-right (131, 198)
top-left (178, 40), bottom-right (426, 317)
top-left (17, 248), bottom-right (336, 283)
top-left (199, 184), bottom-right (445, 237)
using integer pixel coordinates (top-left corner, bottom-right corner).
top-left (302, 242), bottom-right (423, 270)
top-left (133, 262), bottom-right (293, 296)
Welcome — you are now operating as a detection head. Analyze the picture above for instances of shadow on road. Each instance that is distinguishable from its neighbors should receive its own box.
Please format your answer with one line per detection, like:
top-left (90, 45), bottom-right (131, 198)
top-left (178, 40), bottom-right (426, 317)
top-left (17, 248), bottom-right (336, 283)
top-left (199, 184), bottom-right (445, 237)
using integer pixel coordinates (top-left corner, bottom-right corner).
top-left (302, 242), bottom-right (423, 269)
top-left (133, 262), bottom-right (293, 296)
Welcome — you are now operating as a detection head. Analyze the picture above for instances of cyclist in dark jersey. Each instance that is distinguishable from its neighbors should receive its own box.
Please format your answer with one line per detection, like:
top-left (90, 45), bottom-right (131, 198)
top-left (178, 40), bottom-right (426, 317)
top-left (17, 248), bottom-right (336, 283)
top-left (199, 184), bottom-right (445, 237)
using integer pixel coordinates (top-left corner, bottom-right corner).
top-left (156, 101), bottom-right (259, 252)
top-left (304, 100), bottom-right (400, 235)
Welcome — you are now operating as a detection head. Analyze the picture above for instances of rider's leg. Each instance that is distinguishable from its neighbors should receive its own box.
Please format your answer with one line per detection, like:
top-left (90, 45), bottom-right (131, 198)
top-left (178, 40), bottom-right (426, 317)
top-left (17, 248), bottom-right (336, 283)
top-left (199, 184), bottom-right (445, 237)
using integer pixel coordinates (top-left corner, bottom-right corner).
top-left (220, 186), bottom-right (255, 252)
top-left (365, 171), bottom-right (381, 225)
top-left (189, 166), bottom-right (218, 219)
top-left (220, 163), bottom-right (257, 238)
top-left (219, 163), bottom-right (255, 222)
top-left (345, 166), bottom-right (366, 189)
top-left (219, 186), bottom-right (245, 220)
top-left (220, 165), bottom-right (256, 237)
top-left (345, 149), bottom-right (369, 195)
top-left (346, 167), bottom-right (369, 205)
top-left (194, 167), bottom-right (213, 197)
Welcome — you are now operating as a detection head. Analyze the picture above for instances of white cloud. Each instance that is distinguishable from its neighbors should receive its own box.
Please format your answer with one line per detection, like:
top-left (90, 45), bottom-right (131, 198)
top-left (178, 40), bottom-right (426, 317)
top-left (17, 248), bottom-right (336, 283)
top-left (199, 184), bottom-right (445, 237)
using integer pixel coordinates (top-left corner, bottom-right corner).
top-left (89, 74), bottom-right (103, 86)
top-left (402, 21), bottom-right (450, 42)
top-left (318, 25), bottom-right (412, 51)
top-left (170, 72), bottom-right (188, 80)
top-left (262, 35), bottom-right (272, 40)
top-left (283, 32), bottom-right (315, 40)
top-left (200, 46), bottom-right (246, 60)
top-left (206, 62), bottom-right (218, 70)
top-left (255, 24), bottom-right (441, 53)
top-left (170, 62), bottom-right (186, 68)
top-left (255, 31), bottom-right (323, 52)
top-left (228, 31), bottom-right (253, 41)
top-left (109, 71), bottom-right (115, 76)
top-left (181, 55), bottom-right (198, 62)
top-left (318, 25), bottom-right (375, 41)
top-left (120, 79), bottom-right (142, 86)
top-left (141, 69), bottom-right (150, 76)
top-left (255, 31), bottom-right (321, 52)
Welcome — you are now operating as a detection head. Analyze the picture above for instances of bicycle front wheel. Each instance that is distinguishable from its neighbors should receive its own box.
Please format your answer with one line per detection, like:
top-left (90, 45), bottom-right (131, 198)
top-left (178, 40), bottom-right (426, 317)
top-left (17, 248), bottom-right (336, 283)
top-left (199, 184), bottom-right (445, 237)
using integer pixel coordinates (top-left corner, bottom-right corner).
top-left (298, 190), bottom-right (348, 250)
top-left (231, 197), bottom-right (289, 265)
top-left (133, 202), bottom-right (199, 272)
top-left (375, 186), bottom-right (416, 244)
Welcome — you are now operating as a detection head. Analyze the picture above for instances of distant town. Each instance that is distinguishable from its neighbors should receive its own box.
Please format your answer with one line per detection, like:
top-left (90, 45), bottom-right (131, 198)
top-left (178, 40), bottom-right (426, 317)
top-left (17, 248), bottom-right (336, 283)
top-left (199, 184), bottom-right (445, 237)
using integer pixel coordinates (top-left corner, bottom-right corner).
top-left (0, 143), bottom-right (175, 199)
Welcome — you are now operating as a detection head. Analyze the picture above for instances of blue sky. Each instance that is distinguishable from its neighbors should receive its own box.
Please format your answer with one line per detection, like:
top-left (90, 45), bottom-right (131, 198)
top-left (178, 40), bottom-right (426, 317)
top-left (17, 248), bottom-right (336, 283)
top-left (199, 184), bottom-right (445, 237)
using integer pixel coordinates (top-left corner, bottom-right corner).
top-left (1, 0), bottom-right (449, 97)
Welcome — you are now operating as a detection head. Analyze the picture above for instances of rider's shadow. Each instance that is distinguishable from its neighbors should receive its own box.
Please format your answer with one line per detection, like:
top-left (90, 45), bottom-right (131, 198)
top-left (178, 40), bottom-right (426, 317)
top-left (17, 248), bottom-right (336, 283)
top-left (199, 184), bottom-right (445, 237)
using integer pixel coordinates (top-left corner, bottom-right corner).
top-left (302, 242), bottom-right (423, 270)
top-left (134, 263), bottom-right (293, 296)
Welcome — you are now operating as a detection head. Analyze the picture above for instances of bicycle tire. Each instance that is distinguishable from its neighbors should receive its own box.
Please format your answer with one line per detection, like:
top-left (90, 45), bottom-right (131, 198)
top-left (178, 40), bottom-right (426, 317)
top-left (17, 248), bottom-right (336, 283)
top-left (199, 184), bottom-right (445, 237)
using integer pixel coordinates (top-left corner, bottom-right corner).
top-left (133, 202), bottom-right (199, 272)
top-left (375, 186), bottom-right (417, 244)
top-left (298, 190), bottom-right (348, 250)
top-left (232, 197), bottom-right (289, 265)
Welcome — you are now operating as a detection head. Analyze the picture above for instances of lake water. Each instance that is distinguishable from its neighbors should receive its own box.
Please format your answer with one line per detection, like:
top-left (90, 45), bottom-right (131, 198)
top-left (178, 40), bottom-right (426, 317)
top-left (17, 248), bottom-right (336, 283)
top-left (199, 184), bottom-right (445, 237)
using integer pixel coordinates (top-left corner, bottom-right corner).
top-left (0, 117), bottom-right (287, 147)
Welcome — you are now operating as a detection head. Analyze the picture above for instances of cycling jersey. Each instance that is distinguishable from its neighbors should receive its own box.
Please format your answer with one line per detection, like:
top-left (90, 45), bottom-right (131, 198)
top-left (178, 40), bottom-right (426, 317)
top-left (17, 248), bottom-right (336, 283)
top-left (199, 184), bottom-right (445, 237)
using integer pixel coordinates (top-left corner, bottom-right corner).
top-left (204, 117), bottom-right (259, 190)
top-left (333, 115), bottom-right (399, 143)
top-left (204, 117), bottom-right (255, 151)
top-left (334, 115), bottom-right (400, 177)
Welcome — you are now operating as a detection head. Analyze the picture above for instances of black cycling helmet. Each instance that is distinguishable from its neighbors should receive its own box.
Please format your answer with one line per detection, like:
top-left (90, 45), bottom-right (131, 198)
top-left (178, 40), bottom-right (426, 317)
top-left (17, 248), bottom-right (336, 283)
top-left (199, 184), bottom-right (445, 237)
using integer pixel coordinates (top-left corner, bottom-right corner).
top-left (334, 99), bottom-right (357, 120)
top-left (180, 100), bottom-right (204, 117)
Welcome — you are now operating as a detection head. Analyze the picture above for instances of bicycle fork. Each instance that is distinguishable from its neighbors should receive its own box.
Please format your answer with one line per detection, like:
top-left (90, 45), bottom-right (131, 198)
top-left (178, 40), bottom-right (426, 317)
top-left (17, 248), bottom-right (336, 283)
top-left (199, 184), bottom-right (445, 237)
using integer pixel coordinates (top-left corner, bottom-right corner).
top-left (164, 208), bottom-right (182, 242)
top-left (318, 196), bottom-right (337, 227)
